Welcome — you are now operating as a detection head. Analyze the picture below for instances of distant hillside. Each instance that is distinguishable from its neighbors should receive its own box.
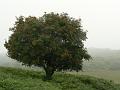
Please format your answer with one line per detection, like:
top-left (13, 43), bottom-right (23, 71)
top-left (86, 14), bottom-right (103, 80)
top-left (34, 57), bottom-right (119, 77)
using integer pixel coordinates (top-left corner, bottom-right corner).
top-left (0, 48), bottom-right (120, 70)
top-left (0, 54), bottom-right (23, 68)
top-left (0, 67), bottom-right (120, 90)
top-left (88, 48), bottom-right (120, 58)
top-left (83, 48), bottom-right (120, 70)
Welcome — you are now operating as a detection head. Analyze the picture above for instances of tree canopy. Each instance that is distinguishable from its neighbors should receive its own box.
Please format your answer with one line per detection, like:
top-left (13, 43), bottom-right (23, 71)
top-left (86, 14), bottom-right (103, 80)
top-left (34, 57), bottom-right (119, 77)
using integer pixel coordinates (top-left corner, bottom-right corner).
top-left (4, 12), bottom-right (91, 79)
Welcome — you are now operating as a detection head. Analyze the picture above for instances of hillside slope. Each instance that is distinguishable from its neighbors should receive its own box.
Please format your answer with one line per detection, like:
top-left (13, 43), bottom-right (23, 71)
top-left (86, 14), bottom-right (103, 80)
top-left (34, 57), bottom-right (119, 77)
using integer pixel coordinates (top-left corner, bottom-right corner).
top-left (83, 48), bottom-right (120, 70)
top-left (1, 48), bottom-right (120, 70)
top-left (0, 67), bottom-right (120, 90)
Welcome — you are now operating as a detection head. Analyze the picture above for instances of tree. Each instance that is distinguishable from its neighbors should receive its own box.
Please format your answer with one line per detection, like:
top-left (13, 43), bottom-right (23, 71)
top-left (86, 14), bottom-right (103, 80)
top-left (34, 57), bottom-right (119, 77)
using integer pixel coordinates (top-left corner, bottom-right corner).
top-left (4, 12), bottom-right (91, 79)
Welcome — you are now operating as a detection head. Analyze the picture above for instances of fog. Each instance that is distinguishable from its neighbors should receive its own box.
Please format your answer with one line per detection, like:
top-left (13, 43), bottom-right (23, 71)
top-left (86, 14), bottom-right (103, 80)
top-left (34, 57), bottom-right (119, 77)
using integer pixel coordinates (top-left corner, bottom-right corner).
top-left (1, 0), bottom-right (120, 54)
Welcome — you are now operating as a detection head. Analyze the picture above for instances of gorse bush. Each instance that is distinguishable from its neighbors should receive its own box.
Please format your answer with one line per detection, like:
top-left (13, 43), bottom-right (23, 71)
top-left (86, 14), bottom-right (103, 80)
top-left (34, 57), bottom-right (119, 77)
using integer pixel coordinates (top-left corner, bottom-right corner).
top-left (4, 12), bottom-right (91, 79)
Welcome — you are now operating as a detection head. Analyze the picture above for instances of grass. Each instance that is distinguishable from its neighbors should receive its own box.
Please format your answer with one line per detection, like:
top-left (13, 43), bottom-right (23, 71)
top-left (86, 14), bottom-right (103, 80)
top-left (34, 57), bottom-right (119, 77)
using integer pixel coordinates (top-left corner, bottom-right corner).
top-left (0, 67), bottom-right (120, 90)
top-left (68, 70), bottom-right (120, 84)
top-left (80, 70), bottom-right (120, 84)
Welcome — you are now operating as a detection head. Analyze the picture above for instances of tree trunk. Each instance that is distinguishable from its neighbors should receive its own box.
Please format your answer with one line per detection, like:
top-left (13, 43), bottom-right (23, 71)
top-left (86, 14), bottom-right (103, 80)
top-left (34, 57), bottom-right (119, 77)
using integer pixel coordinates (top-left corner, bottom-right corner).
top-left (44, 66), bottom-right (54, 80)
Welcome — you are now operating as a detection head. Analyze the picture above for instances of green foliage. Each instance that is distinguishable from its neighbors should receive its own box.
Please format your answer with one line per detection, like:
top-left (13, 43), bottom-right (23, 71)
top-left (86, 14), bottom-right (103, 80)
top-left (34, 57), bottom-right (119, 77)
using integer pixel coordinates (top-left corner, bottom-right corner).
top-left (4, 12), bottom-right (91, 79)
top-left (0, 67), bottom-right (120, 90)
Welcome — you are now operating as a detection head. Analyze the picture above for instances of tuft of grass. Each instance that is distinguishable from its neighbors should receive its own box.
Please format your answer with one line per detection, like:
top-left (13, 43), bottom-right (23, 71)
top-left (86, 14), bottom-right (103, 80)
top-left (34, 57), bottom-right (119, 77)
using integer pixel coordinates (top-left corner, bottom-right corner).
top-left (0, 67), bottom-right (120, 90)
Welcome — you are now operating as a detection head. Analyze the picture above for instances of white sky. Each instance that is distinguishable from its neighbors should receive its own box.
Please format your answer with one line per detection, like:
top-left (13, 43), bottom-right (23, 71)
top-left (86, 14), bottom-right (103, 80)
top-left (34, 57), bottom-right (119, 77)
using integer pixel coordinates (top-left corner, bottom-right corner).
top-left (1, 0), bottom-right (120, 53)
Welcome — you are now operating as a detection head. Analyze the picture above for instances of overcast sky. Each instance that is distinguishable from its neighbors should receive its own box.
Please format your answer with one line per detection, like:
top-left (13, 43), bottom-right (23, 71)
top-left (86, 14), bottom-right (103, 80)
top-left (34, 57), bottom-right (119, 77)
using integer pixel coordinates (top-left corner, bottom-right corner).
top-left (0, 0), bottom-right (120, 53)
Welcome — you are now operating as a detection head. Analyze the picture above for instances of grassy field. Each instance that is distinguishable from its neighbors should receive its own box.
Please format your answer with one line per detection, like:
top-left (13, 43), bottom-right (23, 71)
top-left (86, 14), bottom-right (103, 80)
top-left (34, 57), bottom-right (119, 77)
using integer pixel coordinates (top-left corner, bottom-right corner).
top-left (0, 67), bottom-right (120, 90)
top-left (81, 70), bottom-right (120, 84)
top-left (68, 70), bottom-right (120, 84)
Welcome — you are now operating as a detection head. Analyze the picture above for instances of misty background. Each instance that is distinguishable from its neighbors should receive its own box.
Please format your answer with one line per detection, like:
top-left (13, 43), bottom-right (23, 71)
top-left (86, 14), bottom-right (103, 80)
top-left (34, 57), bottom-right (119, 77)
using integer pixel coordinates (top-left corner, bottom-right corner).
top-left (1, 0), bottom-right (120, 53)
top-left (0, 0), bottom-right (120, 70)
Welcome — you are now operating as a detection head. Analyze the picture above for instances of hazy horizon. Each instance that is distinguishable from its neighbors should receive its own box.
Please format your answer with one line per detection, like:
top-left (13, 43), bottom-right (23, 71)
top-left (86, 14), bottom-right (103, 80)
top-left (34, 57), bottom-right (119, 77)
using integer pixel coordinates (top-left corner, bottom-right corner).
top-left (1, 0), bottom-right (120, 53)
